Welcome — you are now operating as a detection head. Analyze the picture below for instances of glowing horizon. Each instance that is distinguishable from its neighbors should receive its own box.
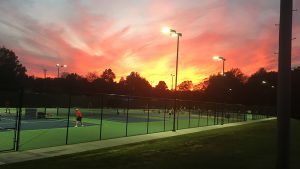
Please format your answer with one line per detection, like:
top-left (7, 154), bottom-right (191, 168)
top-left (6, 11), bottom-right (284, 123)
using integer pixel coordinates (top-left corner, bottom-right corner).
top-left (0, 0), bottom-right (299, 88)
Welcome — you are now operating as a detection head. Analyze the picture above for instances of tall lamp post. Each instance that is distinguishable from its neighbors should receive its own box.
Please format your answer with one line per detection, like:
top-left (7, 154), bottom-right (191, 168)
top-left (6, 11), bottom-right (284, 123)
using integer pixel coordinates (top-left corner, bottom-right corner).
top-left (261, 80), bottom-right (276, 106)
top-left (43, 69), bottom-right (47, 79)
top-left (170, 74), bottom-right (175, 90)
top-left (56, 64), bottom-right (67, 78)
top-left (213, 56), bottom-right (226, 125)
top-left (213, 56), bottom-right (226, 76)
top-left (162, 27), bottom-right (182, 131)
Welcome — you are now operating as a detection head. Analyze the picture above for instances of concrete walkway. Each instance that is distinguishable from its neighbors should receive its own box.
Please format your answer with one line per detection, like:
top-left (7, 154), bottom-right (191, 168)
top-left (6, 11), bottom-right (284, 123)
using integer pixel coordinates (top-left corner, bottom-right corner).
top-left (0, 118), bottom-right (275, 165)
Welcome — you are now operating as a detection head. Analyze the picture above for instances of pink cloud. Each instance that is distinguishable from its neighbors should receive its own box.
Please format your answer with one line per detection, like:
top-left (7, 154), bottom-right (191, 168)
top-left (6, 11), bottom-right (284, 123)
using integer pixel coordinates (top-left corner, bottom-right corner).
top-left (0, 0), bottom-right (299, 88)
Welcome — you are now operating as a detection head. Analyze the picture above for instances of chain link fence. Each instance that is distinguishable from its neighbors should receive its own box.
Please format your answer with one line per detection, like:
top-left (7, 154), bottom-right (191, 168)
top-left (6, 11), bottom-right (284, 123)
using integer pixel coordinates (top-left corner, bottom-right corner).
top-left (0, 90), bottom-right (276, 151)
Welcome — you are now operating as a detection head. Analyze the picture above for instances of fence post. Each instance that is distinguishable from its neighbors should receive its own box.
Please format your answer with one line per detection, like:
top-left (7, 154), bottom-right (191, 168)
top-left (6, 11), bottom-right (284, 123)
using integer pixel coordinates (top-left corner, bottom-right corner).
top-left (188, 107), bottom-right (191, 128)
top-left (15, 87), bottom-right (24, 151)
top-left (13, 96), bottom-right (19, 151)
top-left (221, 106), bottom-right (224, 125)
top-left (163, 102), bottom-right (166, 131)
top-left (146, 100), bottom-right (150, 134)
top-left (99, 95), bottom-right (104, 140)
top-left (125, 96), bottom-right (129, 136)
top-left (206, 109), bottom-right (209, 126)
top-left (244, 107), bottom-right (247, 121)
top-left (172, 98), bottom-right (177, 132)
top-left (56, 107), bottom-right (59, 116)
top-left (176, 106), bottom-right (179, 130)
top-left (213, 107), bottom-right (216, 125)
top-left (228, 110), bottom-right (230, 123)
top-left (198, 108), bottom-right (201, 127)
top-left (216, 106), bottom-right (219, 125)
top-left (65, 94), bottom-right (71, 145)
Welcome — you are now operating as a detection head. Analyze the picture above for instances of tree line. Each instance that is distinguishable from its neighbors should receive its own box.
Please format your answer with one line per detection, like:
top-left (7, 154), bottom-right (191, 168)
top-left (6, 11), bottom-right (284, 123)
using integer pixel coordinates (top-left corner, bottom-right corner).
top-left (1, 47), bottom-right (299, 118)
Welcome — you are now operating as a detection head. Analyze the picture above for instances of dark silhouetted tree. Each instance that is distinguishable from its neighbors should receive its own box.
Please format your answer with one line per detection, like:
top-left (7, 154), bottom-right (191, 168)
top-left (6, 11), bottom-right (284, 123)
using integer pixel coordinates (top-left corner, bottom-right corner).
top-left (101, 68), bottom-right (116, 83)
top-left (204, 68), bottom-right (246, 103)
top-left (119, 77), bottom-right (125, 84)
top-left (126, 72), bottom-right (152, 96)
top-left (245, 68), bottom-right (277, 105)
top-left (155, 81), bottom-right (168, 91)
top-left (227, 68), bottom-right (247, 82)
top-left (178, 81), bottom-right (193, 91)
top-left (86, 71), bottom-right (99, 82)
top-left (0, 47), bottom-right (27, 86)
top-left (192, 82), bottom-right (205, 91)
top-left (65, 73), bottom-right (83, 81)
top-left (60, 72), bottom-right (70, 79)
top-left (63, 73), bottom-right (87, 93)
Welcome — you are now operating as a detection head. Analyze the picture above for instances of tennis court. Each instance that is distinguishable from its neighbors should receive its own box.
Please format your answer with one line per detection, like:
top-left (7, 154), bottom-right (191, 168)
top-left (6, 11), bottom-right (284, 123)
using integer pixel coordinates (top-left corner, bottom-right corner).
top-left (0, 92), bottom-right (275, 152)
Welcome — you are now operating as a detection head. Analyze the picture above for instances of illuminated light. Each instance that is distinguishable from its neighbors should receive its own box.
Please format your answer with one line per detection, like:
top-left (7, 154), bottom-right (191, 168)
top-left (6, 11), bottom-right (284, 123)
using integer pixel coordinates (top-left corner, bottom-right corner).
top-left (162, 26), bottom-right (171, 34)
top-left (213, 55), bottom-right (225, 61)
top-left (213, 56), bottom-right (221, 61)
top-left (56, 63), bottom-right (67, 78)
top-left (262, 80), bottom-right (267, 84)
top-left (56, 64), bottom-right (67, 68)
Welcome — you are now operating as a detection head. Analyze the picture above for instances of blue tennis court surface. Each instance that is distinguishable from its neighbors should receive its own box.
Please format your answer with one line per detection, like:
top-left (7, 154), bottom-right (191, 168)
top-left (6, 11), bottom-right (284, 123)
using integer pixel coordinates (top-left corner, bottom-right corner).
top-left (0, 118), bottom-right (96, 131)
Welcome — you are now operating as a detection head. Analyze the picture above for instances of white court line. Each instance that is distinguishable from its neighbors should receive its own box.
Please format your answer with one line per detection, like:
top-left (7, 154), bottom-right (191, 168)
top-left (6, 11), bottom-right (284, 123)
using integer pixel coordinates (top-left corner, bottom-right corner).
top-left (0, 118), bottom-right (69, 125)
top-left (20, 119), bottom-right (69, 124)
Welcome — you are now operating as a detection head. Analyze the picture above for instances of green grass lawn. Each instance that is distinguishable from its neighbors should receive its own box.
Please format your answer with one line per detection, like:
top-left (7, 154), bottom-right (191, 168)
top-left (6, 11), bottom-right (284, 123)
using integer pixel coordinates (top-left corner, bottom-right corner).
top-left (1, 119), bottom-right (299, 169)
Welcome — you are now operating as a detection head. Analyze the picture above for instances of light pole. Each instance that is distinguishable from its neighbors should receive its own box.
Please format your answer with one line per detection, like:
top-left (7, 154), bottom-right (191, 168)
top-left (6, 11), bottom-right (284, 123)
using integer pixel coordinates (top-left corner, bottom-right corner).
top-left (170, 74), bottom-right (175, 90)
top-left (162, 27), bottom-right (182, 131)
top-left (261, 80), bottom-right (276, 106)
top-left (213, 56), bottom-right (226, 125)
top-left (56, 64), bottom-right (67, 78)
top-left (213, 56), bottom-right (226, 76)
top-left (262, 80), bottom-right (268, 106)
top-left (43, 69), bottom-right (47, 79)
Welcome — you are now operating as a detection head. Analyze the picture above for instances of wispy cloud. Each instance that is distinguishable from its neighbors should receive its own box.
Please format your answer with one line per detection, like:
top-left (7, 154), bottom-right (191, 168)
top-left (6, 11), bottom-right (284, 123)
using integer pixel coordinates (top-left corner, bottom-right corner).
top-left (0, 0), bottom-right (299, 87)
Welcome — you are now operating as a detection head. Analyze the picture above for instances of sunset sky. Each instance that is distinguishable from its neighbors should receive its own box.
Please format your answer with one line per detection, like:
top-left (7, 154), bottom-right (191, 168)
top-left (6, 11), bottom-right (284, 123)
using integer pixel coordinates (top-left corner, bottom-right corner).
top-left (0, 0), bottom-right (299, 88)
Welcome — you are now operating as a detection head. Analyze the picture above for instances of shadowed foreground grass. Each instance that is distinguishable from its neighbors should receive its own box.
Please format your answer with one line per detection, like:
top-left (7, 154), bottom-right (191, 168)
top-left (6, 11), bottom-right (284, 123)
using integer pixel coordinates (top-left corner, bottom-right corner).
top-left (2, 119), bottom-right (300, 169)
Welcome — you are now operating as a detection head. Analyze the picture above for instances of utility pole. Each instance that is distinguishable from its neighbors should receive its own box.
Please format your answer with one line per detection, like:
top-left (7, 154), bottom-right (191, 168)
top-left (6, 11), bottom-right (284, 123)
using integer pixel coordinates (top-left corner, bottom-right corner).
top-left (277, 0), bottom-right (293, 169)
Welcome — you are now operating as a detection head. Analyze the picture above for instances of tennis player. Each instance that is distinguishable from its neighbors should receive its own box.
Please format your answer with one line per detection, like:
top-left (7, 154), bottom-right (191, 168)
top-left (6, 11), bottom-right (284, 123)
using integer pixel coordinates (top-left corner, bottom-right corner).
top-left (75, 108), bottom-right (84, 127)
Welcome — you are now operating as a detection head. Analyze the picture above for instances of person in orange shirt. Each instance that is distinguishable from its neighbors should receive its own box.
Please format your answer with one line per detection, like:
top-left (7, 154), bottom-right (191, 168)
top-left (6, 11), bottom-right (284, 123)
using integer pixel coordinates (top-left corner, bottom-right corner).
top-left (75, 108), bottom-right (84, 127)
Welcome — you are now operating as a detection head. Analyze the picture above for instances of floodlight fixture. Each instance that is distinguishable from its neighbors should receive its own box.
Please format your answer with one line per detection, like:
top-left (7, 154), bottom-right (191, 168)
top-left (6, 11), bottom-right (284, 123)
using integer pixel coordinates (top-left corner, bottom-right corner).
top-left (56, 63), bottom-right (67, 78)
top-left (213, 56), bottom-right (226, 76)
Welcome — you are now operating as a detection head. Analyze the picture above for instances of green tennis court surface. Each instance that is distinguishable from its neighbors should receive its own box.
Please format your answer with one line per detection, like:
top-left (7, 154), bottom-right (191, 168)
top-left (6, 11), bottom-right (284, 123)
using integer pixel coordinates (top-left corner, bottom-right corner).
top-left (0, 107), bottom-right (266, 151)
top-left (2, 119), bottom-right (298, 169)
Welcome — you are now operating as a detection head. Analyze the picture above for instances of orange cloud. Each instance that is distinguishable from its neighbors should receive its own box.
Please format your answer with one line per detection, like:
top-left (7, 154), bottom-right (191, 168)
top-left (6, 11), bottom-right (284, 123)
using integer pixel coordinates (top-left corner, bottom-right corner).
top-left (0, 0), bottom-right (299, 88)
